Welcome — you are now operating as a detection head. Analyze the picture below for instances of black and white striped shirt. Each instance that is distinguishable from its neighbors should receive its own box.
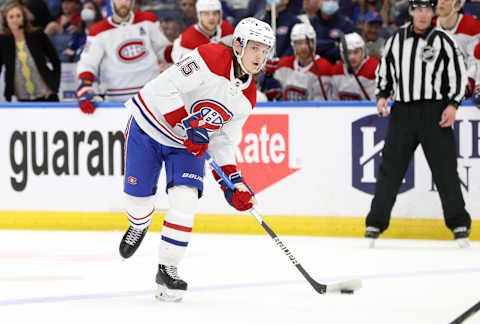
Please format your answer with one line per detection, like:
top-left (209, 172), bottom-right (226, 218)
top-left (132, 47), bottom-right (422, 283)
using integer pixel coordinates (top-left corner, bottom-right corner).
top-left (376, 23), bottom-right (467, 106)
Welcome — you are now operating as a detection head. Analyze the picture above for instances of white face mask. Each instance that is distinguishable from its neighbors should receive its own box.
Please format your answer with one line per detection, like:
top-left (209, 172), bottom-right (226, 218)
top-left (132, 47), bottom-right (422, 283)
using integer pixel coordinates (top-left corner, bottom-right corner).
top-left (81, 8), bottom-right (95, 22)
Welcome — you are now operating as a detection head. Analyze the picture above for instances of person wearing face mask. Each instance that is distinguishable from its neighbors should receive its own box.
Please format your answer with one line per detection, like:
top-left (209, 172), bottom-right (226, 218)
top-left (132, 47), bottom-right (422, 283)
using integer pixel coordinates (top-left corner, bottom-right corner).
top-left (435, 0), bottom-right (480, 99)
top-left (63, 1), bottom-right (103, 62)
top-left (171, 0), bottom-right (234, 63)
top-left (309, 0), bottom-right (357, 65)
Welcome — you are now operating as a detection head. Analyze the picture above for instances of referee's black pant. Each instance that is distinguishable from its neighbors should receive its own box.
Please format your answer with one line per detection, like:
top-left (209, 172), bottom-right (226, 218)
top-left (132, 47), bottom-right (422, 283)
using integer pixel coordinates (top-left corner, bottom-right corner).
top-left (366, 100), bottom-right (471, 233)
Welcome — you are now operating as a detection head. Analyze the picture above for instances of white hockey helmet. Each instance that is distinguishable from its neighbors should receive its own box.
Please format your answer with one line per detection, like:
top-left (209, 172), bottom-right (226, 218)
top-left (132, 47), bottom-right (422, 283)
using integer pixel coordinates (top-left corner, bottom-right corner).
top-left (290, 23), bottom-right (316, 53)
top-left (233, 17), bottom-right (275, 74)
top-left (344, 32), bottom-right (365, 50)
top-left (290, 23), bottom-right (316, 42)
top-left (196, 0), bottom-right (222, 18)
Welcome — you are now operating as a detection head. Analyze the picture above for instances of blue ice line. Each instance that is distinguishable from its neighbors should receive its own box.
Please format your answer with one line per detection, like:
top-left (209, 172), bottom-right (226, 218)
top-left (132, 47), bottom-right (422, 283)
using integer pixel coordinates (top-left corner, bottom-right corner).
top-left (1, 267), bottom-right (479, 306)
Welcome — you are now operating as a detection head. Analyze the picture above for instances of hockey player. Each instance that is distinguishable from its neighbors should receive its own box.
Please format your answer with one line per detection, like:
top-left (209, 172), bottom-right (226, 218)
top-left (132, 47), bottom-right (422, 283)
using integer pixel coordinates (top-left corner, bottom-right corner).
top-left (76, 0), bottom-right (171, 113)
top-left (435, 0), bottom-right (480, 98)
top-left (273, 23), bottom-right (333, 101)
top-left (331, 32), bottom-right (379, 101)
top-left (118, 17), bottom-right (275, 302)
top-left (171, 0), bottom-right (234, 63)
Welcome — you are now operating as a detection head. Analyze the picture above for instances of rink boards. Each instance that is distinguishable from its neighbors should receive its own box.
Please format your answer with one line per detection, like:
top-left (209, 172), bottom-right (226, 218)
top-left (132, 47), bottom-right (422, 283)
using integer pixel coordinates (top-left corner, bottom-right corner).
top-left (0, 102), bottom-right (479, 240)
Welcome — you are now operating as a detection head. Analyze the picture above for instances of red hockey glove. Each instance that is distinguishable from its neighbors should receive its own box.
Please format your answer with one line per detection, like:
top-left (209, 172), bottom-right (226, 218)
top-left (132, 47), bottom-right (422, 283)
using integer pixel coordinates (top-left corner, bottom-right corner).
top-left (213, 165), bottom-right (256, 211)
top-left (76, 79), bottom-right (95, 114)
top-left (265, 57), bottom-right (279, 74)
top-left (182, 114), bottom-right (209, 158)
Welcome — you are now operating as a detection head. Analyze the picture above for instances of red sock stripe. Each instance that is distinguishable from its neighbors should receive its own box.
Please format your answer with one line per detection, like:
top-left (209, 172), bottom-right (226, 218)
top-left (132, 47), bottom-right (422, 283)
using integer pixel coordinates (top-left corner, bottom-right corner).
top-left (163, 221), bottom-right (192, 232)
top-left (127, 209), bottom-right (154, 221)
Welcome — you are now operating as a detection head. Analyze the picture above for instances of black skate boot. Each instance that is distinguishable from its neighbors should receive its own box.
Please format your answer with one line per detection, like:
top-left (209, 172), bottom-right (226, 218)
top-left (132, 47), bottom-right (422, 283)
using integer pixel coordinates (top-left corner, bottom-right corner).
top-left (155, 264), bottom-right (187, 302)
top-left (119, 226), bottom-right (149, 258)
top-left (452, 227), bottom-right (470, 248)
top-left (365, 226), bottom-right (380, 248)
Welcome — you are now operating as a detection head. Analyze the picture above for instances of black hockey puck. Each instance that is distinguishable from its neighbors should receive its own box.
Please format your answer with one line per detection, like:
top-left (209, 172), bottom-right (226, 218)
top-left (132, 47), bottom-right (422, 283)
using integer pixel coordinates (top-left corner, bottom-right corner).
top-left (340, 289), bottom-right (354, 294)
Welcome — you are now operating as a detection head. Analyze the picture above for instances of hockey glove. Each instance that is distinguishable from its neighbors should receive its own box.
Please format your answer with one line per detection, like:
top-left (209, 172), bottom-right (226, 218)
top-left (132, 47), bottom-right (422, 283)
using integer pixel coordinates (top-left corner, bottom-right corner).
top-left (213, 165), bottom-right (255, 211)
top-left (465, 77), bottom-right (475, 99)
top-left (473, 85), bottom-right (480, 109)
top-left (265, 57), bottom-right (279, 74)
top-left (76, 79), bottom-right (95, 114)
top-left (182, 114), bottom-right (209, 158)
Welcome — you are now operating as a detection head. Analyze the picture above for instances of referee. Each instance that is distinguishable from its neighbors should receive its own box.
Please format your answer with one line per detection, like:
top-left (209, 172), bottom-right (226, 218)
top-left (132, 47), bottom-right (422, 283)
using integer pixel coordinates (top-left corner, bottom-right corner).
top-left (365, 0), bottom-right (472, 248)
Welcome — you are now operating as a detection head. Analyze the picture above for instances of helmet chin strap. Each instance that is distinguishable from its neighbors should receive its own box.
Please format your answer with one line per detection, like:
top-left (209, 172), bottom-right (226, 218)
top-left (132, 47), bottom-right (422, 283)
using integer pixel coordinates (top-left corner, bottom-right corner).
top-left (234, 41), bottom-right (251, 75)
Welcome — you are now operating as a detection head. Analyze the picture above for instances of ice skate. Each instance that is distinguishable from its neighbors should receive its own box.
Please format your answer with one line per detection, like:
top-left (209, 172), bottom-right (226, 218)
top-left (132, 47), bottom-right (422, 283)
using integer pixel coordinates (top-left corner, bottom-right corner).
top-left (453, 227), bottom-right (471, 249)
top-left (155, 264), bottom-right (187, 302)
top-left (119, 225), bottom-right (149, 258)
top-left (365, 226), bottom-right (380, 248)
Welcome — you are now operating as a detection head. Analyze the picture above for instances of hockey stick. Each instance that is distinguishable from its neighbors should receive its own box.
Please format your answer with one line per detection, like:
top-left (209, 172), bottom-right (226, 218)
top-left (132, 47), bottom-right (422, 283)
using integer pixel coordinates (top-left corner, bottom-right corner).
top-left (450, 300), bottom-right (480, 324)
top-left (339, 33), bottom-right (371, 101)
top-left (204, 152), bottom-right (362, 294)
top-left (260, 0), bottom-right (277, 94)
top-left (306, 36), bottom-right (328, 100)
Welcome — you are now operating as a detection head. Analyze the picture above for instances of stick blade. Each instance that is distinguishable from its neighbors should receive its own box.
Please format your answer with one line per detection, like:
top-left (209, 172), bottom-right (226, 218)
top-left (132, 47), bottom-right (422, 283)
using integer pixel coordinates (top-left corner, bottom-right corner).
top-left (326, 279), bottom-right (362, 293)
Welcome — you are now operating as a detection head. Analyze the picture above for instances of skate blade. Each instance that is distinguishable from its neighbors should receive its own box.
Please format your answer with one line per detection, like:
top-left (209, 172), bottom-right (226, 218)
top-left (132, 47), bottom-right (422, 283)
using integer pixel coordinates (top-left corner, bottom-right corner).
top-left (456, 238), bottom-right (471, 249)
top-left (155, 284), bottom-right (185, 302)
top-left (368, 238), bottom-right (376, 249)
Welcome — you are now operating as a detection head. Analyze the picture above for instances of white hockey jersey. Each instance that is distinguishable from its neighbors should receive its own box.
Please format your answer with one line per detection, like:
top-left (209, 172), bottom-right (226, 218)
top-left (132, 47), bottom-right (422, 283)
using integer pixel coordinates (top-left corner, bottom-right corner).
top-left (124, 43), bottom-right (256, 167)
top-left (77, 12), bottom-right (171, 102)
top-left (171, 20), bottom-right (234, 63)
top-left (331, 57), bottom-right (379, 101)
top-left (435, 14), bottom-right (480, 80)
top-left (273, 55), bottom-right (333, 101)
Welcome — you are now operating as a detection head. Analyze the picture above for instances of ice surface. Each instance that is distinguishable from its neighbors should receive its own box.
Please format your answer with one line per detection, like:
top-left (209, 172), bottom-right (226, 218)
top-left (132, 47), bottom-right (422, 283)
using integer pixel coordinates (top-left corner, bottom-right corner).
top-left (1, 230), bottom-right (479, 324)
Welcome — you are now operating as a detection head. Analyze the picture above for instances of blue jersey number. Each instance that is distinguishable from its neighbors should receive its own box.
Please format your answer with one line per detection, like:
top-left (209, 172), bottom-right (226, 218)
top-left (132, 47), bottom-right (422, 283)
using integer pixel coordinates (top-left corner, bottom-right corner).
top-left (180, 60), bottom-right (200, 76)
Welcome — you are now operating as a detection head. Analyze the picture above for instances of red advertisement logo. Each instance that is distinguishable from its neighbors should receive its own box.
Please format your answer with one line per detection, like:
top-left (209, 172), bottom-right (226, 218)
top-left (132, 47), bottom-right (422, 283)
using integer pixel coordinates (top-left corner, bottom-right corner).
top-left (237, 114), bottom-right (299, 193)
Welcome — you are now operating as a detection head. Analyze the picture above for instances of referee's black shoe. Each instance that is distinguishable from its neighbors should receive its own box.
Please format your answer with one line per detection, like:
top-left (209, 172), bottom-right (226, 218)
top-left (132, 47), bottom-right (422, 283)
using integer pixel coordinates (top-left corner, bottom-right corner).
top-left (119, 225), bottom-right (149, 258)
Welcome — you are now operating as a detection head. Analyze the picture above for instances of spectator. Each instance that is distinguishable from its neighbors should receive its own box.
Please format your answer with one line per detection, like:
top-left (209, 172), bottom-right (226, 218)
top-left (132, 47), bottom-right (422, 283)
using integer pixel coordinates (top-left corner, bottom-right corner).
top-left (331, 32), bottom-right (378, 100)
top-left (44, 0), bottom-right (81, 35)
top-left (178, 0), bottom-right (197, 28)
top-left (362, 10), bottom-right (385, 59)
top-left (171, 0), bottom-right (234, 62)
top-left (21, 0), bottom-right (53, 29)
top-left (273, 23), bottom-right (333, 101)
top-left (310, 0), bottom-right (356, 64)
top-left (160, 15), bottom-right (184, 43)
top-left (353, 0), bottom-right (386, 25)
top-left (0, 2), bottom-right (60, 101)
top-left (464, 0), bottom-right (480, 19)
top-left (435, 0), bottom-right (480, 98)
top-left (62, 0), bottom-right (103, 62)
top-left (245, 0), bottom-right (266, 20)
top-left (263, 0), bottom-right (301, 57)
top-left (76, 0), bottom-right (171, 112)
top-left (388, 0), bottom-right (408, 26)
top-left (299, 0), bottom-right (319, 22)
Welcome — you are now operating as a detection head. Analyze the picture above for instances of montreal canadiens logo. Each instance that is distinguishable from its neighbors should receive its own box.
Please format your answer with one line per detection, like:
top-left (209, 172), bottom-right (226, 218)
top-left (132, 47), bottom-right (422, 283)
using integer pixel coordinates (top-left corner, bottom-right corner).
top-left (117, 39), bottom-right (147, 62)
top-left (190, 99), bottom-right (233, 131)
